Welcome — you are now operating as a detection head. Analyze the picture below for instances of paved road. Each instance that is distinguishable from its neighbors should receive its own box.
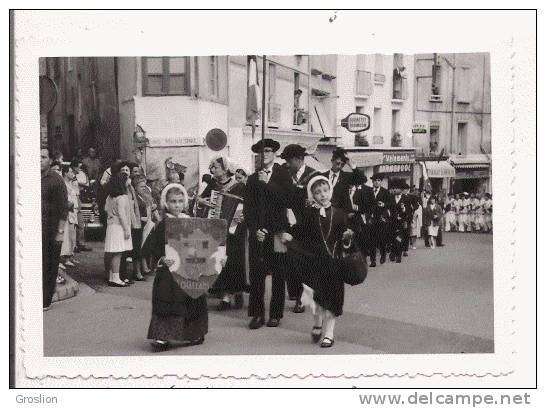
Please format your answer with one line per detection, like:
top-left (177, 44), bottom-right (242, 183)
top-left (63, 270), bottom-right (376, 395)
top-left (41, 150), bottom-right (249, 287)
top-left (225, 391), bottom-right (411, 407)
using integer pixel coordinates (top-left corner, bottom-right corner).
top-left (44, 232), bottom-right (494, 356)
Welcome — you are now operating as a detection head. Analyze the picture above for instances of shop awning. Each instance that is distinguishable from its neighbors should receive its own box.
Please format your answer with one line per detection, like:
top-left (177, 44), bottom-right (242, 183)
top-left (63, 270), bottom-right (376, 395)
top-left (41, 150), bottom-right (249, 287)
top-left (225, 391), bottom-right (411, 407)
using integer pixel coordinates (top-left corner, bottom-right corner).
top-left (346, 151), bottom-right (384, 168)
top-left (450, 154), bottom-right (491, 169)
top-left (425, 160), bottom-right (456, 178)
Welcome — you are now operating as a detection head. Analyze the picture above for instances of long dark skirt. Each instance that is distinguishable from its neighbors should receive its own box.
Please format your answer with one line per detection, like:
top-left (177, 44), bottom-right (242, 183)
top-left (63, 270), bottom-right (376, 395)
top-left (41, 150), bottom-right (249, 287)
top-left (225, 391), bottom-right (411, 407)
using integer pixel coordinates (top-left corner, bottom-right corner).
top-left (288, 249), bottom-right (345, 317)
top-left (210, 228), bottom-right (249, 295)
top-left (147, 265), bottom-right (208, 342)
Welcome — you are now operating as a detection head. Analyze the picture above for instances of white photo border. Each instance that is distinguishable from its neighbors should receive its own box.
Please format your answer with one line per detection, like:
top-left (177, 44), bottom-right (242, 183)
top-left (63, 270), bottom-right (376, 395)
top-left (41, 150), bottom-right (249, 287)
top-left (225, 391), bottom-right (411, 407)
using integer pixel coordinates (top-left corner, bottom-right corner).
top-left (13, 9), bottom-right (536, 387)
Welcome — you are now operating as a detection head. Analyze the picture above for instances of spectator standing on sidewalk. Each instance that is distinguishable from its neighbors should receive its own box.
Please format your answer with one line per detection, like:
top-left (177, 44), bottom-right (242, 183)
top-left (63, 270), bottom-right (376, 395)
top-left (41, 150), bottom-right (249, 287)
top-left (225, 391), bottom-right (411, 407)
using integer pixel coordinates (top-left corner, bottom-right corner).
top-left (82, 147), bottom-right (102, 182)
top-left (59, 164), bottom-right (79, 270)
top-left (41, 148), bottom-right (68, 310)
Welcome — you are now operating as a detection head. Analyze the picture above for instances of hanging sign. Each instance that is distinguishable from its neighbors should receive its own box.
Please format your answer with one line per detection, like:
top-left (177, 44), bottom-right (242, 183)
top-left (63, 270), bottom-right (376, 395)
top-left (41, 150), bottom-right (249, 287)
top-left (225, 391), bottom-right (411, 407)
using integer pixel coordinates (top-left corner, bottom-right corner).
top-left (340, 113), bottom-right (371, 133)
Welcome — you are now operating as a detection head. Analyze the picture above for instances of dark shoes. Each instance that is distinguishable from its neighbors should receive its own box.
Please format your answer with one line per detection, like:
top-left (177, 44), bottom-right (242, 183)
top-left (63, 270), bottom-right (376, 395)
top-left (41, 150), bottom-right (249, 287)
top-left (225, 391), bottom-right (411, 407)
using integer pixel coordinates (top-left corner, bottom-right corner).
top-left (249, 316), bottom-right (265, 330)
top-left (396, 257), bottom-right (402, 263)
top-left (135, 275), bottom-right (147, 282)
top-left (233, 293), bottom-right (244, 309)
top-left (380, 255), bottom-right (386, 264)
top-left (293, 302), bottom-right (306, 313)
top-left (389, 252), bottom-right (396, 262)
top-left (267, 318), bottom-right (281, 327)
top-left (311, 326), bottom-right (322, 343)
top-left (216, 300), bottom-right (231, 311)
top-left (369, 260), bottom-right (377, 267)
top-left (403, 251), bottom-right (408, 257)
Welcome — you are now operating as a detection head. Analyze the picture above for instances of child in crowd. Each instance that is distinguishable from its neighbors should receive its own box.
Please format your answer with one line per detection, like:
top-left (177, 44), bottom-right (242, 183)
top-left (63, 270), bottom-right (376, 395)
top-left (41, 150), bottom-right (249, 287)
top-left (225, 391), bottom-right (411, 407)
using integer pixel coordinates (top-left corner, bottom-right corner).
top-left (282, 176), bottom-right (354, 348)
top-left (147, 184), bottom-right (210, 351)
top-left (103, 172), bottom-right (133, 287)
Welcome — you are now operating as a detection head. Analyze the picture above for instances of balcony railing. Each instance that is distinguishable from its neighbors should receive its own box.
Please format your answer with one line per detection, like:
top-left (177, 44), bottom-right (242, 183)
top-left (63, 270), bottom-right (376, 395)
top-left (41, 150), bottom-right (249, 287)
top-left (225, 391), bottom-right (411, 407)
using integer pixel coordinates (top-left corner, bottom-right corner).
top-left (356, 70), bottom-right (373, 97)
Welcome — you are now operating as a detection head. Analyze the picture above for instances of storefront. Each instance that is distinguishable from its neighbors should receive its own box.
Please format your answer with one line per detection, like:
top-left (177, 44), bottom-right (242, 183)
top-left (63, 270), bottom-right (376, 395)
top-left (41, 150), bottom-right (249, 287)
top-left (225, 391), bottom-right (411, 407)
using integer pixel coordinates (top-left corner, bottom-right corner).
top-left (373, 149), bottom-right (416, 189)
top-left (449, 154), bottom-right (492, 194)
top-left (422, 160), bottom-right (456, 194)
top-left (342, 148), bottom-right (385, 184)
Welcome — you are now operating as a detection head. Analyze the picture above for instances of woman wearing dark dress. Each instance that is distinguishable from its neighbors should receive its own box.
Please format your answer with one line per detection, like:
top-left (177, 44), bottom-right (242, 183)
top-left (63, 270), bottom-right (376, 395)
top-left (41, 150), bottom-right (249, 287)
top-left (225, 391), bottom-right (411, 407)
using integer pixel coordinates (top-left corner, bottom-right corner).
top-left (197, 156), bottom-right (248, 311)
top-left (282, 175), bottom-right (354, 348)
top-left (147, 183), bottom-right (209, 351)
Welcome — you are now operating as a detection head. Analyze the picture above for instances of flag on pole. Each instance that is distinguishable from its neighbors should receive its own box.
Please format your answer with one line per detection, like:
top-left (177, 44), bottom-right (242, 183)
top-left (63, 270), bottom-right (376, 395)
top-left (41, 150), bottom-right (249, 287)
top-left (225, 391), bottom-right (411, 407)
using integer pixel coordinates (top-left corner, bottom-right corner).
top-left (246, 56), bottom-right (261, 138)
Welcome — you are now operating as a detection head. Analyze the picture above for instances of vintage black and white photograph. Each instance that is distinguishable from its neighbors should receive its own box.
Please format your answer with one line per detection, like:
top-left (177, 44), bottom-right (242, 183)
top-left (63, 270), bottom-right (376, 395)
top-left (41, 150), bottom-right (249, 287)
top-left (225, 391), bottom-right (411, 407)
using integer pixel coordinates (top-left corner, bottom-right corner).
top-left (11, 9), bottom-right (536, 388)
top-left (39, 52), bottom-right (494, 356)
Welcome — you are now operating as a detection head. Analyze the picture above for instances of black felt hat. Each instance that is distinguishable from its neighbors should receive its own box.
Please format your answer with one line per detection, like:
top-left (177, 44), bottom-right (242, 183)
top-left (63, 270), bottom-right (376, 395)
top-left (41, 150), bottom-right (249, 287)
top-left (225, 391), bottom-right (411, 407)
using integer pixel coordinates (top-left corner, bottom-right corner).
top-left (251, 138), bottom-right (281, 153)
top-left (331, 147), bottom-right (349, 163)
top-left (371, 174), bottom-right (383, 181)
top-left (280, 144), bottom-right (308, 160)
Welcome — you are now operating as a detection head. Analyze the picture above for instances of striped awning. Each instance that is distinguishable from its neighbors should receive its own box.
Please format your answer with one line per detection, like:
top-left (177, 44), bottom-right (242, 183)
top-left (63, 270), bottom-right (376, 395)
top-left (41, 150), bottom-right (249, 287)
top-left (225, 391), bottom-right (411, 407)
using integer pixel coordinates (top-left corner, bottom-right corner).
top-left (450, 154), bottom-right (491, 169)
top-left (425, 161), bottom-right (455, 178)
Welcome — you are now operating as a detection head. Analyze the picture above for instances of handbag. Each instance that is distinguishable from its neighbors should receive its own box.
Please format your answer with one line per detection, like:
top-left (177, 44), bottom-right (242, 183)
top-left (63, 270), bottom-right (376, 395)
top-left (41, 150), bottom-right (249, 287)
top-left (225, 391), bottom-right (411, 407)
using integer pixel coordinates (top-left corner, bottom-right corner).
top-left (334, 239), bottom-right (368, 286)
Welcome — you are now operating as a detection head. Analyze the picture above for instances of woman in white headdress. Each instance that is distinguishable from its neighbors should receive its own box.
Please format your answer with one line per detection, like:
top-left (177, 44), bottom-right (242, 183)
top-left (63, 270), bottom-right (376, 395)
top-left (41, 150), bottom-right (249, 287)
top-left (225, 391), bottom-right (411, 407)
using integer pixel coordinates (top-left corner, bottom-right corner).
top-left (147, 183), bottom-right (209, 351)
top-left (282, 175), bottom-right (355, 348)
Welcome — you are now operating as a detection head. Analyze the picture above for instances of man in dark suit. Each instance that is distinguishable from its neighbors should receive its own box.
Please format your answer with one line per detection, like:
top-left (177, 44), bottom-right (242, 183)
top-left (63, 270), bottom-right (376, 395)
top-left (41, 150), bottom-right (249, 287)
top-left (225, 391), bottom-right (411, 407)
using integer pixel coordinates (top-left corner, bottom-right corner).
top-left (388, 179), bottom-right (413, 263)
top-left (244, 139), bottom-right (294, 329)
top-left (367, 174), bottom-right (392, 266)
top-left (280, 144), bottom-right (319, 314)
top-left (401, 182), bottom-right (419, 256)
top-left (321, 147), bottom-right (365, 213)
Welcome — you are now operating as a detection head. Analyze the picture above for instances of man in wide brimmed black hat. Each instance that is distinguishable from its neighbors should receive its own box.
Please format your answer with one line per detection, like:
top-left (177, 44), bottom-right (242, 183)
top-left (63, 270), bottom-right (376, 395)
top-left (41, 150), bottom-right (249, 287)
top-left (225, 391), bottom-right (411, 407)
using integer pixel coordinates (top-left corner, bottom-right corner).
top-left (245, 138), bottom-right (294, 329)
top-left (251, 138), bottom-right (281, 154)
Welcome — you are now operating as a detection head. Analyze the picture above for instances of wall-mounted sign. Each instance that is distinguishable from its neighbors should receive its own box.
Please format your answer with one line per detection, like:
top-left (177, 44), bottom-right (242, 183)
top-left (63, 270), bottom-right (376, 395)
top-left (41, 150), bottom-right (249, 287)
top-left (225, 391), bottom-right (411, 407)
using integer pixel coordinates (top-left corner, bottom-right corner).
top-left (383, 151), bottom-right (416, 164)
top-left (147, 135), bottom-right (204, 147)
top-left (375, 164), bottom-right (412, 174)
top-left (205, 128), bottom-right (228, 151)
top-left (412, 122), bottom-right (429, 134)
top-left (341, 113), bottom-right (371, 133)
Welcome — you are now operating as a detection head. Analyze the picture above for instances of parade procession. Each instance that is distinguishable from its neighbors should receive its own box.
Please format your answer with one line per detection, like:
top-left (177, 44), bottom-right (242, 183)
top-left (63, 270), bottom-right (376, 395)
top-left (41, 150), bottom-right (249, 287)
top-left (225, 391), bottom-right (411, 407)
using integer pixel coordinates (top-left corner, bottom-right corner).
top-left (40, 54), bottom-right (494, 355)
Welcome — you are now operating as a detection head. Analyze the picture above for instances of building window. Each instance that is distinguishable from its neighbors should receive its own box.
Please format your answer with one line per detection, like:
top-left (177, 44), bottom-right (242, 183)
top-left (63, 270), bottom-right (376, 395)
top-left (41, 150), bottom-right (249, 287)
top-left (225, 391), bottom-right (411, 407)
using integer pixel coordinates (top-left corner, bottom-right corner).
top-left (293, 72), bottom-right (306, 126)
top-left (431, 54), bottom-right (442, 101)
top-left (142, 57), bottom-right (190, 96)
top-left (209, 56), bottom-right (219, 97)
top-left (268, 63), bottom-right (276, 104)
top-left (373, 107), bottom-right (382, 144)
top-left (391, 109), bottom-right (402, 147)
top-left (457, 122), bottom-right (468, 155)
top-left (356, 70), bottom-right (373, 96)
top-left (374, 54), bottom-right (385, 84)
top-left (429, 124), bottom-right (440, 154)
top-left (457, 66), bottom-right (471, 103)
top-left (392, 53), bottom-right (406, 100)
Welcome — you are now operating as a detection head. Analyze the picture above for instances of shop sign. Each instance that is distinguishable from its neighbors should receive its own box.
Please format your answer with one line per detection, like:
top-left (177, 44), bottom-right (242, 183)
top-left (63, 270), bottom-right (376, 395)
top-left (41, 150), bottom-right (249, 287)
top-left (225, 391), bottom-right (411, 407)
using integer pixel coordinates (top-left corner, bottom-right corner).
top-left (376, 163), bottom-right (412, 174)
top-left (412, 121), bottom-right (429, 134)
top-left (455, 169), bottom-right (490, 179)
top-left (341, 113), bottom-right (371, 133)
top-left (382, 152), bottom-right (416, 164)
top-left (348, 152), bottom-right (384, 168)
top-left (148, 135), bottom-right (204, 147)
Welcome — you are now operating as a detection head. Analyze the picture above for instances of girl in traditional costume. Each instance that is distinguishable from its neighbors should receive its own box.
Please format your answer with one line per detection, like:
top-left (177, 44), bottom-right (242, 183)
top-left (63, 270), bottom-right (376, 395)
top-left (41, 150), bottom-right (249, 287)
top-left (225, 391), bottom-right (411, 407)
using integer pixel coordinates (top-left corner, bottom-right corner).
top-left (147, 183), bottom-right (208, 351)
top-left (282, 175), bottom-right (354, 348)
